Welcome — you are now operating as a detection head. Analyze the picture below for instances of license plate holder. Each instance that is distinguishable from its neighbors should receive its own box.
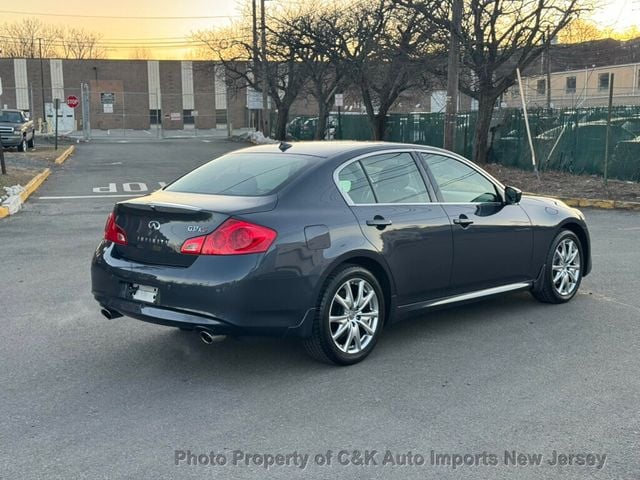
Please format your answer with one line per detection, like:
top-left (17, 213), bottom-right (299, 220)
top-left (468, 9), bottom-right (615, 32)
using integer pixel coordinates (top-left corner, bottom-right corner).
top-left (131, 284), bottom-right (158, 304)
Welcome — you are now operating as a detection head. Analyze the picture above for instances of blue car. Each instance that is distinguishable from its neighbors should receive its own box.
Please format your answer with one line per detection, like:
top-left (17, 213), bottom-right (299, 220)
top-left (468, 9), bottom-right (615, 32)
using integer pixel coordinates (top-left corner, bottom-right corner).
top-left (92, 142), bottom-right (591, 365)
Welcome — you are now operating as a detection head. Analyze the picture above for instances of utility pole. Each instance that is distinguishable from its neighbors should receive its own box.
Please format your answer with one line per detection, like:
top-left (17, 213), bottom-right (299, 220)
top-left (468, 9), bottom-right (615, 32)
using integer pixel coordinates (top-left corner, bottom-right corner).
top-left (260, 0), bottom-right (270, 137)
top-left (604, 73), bottom-right (615, 187)
top-left (443, 0), bottom-right (462, 151)
top-left (252, 0), bottom-right (260, 131)
top-left (546, 27), bottom-right (552, 109)
top-left (38, 38), bottom-right (46, 133)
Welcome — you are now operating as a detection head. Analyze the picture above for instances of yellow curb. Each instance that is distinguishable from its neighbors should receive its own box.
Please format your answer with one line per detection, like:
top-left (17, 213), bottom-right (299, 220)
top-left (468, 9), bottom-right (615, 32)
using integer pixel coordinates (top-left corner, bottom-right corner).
top-left (556, 196), bottom-right (640, 211)
top-left (0, 206), bottom-right (8, 219)
top-left (19, 168), bottom-right (51, 203)
top-left (54, 145), bottom-right (75, 165)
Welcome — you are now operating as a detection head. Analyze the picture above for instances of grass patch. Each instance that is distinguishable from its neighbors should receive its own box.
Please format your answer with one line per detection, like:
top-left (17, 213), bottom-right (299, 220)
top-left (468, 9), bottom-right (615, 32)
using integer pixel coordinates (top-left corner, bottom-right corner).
top-left (0, 167), bottom-right (41, 191)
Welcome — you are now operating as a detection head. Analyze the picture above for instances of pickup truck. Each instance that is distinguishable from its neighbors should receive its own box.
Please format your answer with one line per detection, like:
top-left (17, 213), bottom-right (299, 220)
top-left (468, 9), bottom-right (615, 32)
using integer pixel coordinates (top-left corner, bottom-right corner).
top-left (0, 109), bottom-right (35, 152)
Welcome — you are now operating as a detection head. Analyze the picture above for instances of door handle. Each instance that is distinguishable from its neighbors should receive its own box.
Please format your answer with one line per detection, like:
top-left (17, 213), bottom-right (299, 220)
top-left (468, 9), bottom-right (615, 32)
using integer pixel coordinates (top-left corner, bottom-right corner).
top-left (453, 215), bottom-right (474, 228)
top-left (366, 215), bottom-right (392, 230)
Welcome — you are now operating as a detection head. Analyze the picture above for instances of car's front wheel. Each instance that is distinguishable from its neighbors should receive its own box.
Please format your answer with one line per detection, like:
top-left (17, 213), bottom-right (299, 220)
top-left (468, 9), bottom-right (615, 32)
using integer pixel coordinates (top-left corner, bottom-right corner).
top-left (304, 265), bottom-right (384, 365)
top-left (17, 137), bottom-right (27, 152)
top-left (531, 229), bottom-right (583, 304)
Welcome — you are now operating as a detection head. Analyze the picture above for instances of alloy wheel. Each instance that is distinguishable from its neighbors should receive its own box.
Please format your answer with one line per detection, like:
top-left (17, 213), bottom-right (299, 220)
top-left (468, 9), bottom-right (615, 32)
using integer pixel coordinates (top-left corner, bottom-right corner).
top-left (551, 238), bottom-right (581, 296)
top-left (329, 278), bottom-right (379, 354)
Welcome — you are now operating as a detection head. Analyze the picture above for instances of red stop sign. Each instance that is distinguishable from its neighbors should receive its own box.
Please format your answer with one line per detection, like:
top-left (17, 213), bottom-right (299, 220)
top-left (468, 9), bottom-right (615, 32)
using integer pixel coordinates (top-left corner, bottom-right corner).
top-left (66, 95), bottom-right (79, 108)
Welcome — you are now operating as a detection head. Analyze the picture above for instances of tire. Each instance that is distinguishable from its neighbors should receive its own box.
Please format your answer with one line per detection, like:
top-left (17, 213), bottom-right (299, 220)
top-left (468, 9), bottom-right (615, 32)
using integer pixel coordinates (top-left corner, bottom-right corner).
top-left (27, 133), bottom-right (35, 149)
top-left (17, 137), bottom-right (27, 152)
top-left (531, 229), bottom-right (583, 304)
top-left (304, 265), bottom-right (385, 365)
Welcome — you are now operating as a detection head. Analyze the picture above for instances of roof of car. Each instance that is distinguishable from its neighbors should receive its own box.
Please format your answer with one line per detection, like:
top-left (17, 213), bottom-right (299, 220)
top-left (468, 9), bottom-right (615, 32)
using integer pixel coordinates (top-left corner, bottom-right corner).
top-left (234, 141), bottom-right (452, 159)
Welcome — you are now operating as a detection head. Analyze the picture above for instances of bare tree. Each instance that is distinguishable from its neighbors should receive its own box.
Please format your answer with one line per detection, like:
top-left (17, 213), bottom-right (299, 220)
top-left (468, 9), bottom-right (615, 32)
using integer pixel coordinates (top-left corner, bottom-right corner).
top-left (0, 18), bottom-right (60, 58)
top-left (130, 47), bottom-right (153, 60)
top-left (558, 18), bottom-right (603, 43)
top-left (307, 0), bottom-right (440, 140)
top-left (60, 28), bottom-right (106, 59)
top-left (276, 10), bottom-right (347, 140)
top-left (400, 0), bottom-right (586, 164)
top-left (194, 7), bottom-right (308, 140)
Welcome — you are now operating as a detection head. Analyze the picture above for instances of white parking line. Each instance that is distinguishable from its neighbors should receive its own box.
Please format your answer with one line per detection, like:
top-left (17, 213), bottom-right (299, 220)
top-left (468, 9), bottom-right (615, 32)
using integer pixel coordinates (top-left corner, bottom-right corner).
top-left (38, 194), bottom-right (144, 200)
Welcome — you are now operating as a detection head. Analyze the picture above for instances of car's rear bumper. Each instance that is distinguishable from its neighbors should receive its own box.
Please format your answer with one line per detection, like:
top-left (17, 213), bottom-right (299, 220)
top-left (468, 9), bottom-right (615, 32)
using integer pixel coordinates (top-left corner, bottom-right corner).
top-left (91, 241), bottom-right (317, 337)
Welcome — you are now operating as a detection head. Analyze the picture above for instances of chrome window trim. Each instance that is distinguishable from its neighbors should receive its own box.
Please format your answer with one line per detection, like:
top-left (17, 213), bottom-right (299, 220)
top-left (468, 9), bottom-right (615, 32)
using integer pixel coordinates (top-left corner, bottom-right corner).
top-left (333, 146), bottom-right (506, 207)
top-left (333, 149), bottom-right (432, 207)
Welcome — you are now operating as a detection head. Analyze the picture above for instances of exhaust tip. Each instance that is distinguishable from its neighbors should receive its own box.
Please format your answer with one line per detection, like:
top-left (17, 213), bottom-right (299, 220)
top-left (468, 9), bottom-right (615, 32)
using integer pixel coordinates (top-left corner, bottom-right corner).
top-left (101, 308), bottom-right (122, 320)
top-left (199, 330), bottom-right (216, 345)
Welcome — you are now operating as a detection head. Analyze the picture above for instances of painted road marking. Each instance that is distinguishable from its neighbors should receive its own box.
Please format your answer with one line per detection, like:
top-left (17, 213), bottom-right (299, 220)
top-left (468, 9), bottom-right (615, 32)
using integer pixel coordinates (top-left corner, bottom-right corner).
top-left (39, 194), bottom-right (144, 200)
top-left (93, 182), bottom-right (166, 193)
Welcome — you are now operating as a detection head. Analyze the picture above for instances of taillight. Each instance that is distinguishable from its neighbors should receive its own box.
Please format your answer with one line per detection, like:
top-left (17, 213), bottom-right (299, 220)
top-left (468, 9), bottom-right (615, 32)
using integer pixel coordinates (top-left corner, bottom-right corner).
top-left (180, 219), bottom-right (276, 255)
top-left (104, 212), bottom-right (127, 245)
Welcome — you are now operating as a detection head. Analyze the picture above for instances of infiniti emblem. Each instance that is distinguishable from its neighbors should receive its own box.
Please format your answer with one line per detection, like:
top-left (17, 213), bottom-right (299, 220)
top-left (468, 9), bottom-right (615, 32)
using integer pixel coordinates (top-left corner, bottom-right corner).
top-left (148, 220), bottom-right (161, 230)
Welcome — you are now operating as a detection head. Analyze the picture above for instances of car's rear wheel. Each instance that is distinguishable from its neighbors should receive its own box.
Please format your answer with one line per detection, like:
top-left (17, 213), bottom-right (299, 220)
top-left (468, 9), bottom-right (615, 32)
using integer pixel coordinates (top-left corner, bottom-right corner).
top-left (531, 229), bottom-right (583, 304)
top-left (304, 265), bottom-right (384, 365)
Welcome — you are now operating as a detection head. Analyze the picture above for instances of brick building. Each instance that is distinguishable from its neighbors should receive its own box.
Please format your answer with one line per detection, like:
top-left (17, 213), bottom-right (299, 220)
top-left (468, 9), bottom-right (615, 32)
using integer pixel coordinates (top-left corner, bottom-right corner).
top-left (0, 58), bottom-right (254, 132)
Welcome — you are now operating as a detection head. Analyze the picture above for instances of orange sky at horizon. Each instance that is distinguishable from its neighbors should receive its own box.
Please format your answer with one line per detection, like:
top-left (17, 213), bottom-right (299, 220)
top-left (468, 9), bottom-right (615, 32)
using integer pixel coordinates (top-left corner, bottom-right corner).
top-left (0, 0), bottom-right (638, 60)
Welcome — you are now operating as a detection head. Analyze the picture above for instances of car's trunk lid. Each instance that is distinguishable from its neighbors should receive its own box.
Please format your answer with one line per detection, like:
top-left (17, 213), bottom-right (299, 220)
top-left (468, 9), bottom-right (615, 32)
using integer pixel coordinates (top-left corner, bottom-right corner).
top-left (112, 190), bottom-right (277, 267)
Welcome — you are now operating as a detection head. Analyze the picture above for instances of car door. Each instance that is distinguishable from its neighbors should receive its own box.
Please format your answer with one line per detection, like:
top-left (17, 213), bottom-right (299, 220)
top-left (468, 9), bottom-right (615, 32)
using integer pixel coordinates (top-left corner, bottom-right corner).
top-left (418, 152), bottom-right (533, 294)
top-left (335, 151), bottom-right (453, 305)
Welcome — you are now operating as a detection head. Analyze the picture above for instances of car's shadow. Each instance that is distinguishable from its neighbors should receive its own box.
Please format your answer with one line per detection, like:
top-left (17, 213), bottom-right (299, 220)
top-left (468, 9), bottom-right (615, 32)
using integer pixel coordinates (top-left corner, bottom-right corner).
top-left (91, 291), bottom-right (553, 384)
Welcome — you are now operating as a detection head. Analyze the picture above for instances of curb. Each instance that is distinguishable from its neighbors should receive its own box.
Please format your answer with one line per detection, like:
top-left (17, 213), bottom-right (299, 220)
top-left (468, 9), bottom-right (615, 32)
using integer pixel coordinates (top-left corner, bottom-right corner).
top-left (0, 168), bottom-right (51, 219)
top-left (54, 145), bottom-right (75, 165)
top-left (556, 197), bottom-right (640, 211)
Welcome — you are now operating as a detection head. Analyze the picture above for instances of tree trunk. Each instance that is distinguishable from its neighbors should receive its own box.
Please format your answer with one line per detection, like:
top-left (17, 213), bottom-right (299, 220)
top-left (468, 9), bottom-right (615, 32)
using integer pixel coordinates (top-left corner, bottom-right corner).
top-left (371, 114), bottom-right (388, 140)
top-left (315, 97), bottom-right (328, 140)
top-left (473, 95), bottom-right (496, 165)
top-left (274, 106), bottom-right (290, 141)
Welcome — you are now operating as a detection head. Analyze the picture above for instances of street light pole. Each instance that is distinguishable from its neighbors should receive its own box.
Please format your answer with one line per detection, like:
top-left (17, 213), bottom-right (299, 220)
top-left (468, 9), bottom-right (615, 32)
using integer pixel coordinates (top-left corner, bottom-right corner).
top-left (443, 0), bottom-right (462, 151)
top-left (260, 0), bottom-right (270, 137)
top-left (38, 38), bottom-right (46, 133)
top-left (252, 0), bottom-right (260, 131)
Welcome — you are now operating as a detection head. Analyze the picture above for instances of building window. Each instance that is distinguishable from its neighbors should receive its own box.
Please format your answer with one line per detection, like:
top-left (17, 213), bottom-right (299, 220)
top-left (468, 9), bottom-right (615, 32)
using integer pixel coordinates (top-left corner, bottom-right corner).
top-left (536, 79), bottom-right (546, 96)
top-left (566, 76), bottom-right (576, 94)
top-left (599, 73), bottom-right (610, 91)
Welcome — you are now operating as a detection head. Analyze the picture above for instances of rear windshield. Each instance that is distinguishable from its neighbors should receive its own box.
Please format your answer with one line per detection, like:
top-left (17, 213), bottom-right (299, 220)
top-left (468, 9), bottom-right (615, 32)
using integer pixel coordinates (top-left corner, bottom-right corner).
top-left (165, 152), bottom-right (314, 196)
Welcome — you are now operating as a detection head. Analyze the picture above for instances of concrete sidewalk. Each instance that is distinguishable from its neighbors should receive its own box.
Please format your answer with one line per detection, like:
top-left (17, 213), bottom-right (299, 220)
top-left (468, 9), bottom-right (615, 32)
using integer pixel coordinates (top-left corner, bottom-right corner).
top-left (62, 126), bottom-right (255, 142)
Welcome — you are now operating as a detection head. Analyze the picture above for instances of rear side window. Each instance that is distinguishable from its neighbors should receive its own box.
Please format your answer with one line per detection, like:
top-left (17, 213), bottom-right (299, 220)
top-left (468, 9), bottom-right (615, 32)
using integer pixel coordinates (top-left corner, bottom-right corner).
top-left (165, 153), bottom-right (314, 196)
top-left (337, 162), bottom-right (376, 204)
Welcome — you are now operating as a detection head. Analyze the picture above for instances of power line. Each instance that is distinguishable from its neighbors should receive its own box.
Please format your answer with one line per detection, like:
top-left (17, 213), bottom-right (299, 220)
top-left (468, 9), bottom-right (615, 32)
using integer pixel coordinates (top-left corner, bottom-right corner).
top-left (0, 9), bottom-right (243, 20)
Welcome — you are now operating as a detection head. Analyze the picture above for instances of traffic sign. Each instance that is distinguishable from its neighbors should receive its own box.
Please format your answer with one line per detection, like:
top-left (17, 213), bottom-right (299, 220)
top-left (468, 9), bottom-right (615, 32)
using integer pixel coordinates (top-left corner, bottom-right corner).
top-left (335, 93), bottom-right (344, 107)
top-left (66, 95), bottom-right (79, 108)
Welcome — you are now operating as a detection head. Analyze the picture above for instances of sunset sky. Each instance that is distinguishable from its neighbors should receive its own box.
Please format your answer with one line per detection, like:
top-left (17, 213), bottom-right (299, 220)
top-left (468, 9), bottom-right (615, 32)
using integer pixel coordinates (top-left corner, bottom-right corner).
top-left (1, 0), bottom-right (638, 59)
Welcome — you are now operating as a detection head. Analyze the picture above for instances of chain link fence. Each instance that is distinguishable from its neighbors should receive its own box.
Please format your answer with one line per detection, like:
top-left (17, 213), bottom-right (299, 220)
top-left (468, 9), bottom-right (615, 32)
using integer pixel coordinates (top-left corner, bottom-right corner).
top-left (284, 106), bottom-right (640, 181)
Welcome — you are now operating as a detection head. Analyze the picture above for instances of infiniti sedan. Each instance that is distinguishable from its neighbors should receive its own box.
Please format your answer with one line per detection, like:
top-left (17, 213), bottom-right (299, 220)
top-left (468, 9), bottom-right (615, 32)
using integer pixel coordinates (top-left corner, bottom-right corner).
top-left (91, 142), bottom-right (591, 365)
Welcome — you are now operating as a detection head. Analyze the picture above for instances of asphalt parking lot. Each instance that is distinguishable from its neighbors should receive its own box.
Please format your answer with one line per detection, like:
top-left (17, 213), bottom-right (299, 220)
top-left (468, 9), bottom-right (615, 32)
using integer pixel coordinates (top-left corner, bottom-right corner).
top-left (1, 140), bottom-right (639, 479)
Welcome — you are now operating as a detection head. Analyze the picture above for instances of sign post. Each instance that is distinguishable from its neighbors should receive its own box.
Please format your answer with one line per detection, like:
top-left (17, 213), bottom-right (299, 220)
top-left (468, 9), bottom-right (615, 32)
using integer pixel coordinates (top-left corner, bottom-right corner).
top-left (0, 79), bottom-right (6, 174)
top-left (335, 94), bottom-right (344, 140)
top-left (54, 98), bottom-right (60, 151)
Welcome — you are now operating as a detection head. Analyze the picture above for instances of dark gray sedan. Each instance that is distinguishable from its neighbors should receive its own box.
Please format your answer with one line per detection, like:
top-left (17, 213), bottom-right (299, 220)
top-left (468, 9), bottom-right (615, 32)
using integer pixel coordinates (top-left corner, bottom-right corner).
top-left (91, 142), bottom-right (591, 365)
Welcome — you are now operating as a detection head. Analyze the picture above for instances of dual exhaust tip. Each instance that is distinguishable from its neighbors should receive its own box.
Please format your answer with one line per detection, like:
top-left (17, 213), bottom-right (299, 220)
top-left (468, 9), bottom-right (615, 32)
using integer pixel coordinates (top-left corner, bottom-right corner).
top-left (100, 308), bottom-right (219, 345)
top-left (100, 308), bottom-right (122, 320)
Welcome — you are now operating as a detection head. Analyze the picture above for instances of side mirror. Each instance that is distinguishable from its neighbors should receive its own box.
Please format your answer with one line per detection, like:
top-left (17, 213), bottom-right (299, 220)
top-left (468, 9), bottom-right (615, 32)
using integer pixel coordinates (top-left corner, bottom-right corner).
top-left (504, 185), bottom-right (522, 205)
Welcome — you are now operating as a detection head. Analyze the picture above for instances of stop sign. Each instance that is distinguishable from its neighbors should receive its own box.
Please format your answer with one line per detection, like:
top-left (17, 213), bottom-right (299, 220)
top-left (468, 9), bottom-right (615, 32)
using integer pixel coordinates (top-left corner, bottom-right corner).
top-left (66, 95), bottom-right (79, 108)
